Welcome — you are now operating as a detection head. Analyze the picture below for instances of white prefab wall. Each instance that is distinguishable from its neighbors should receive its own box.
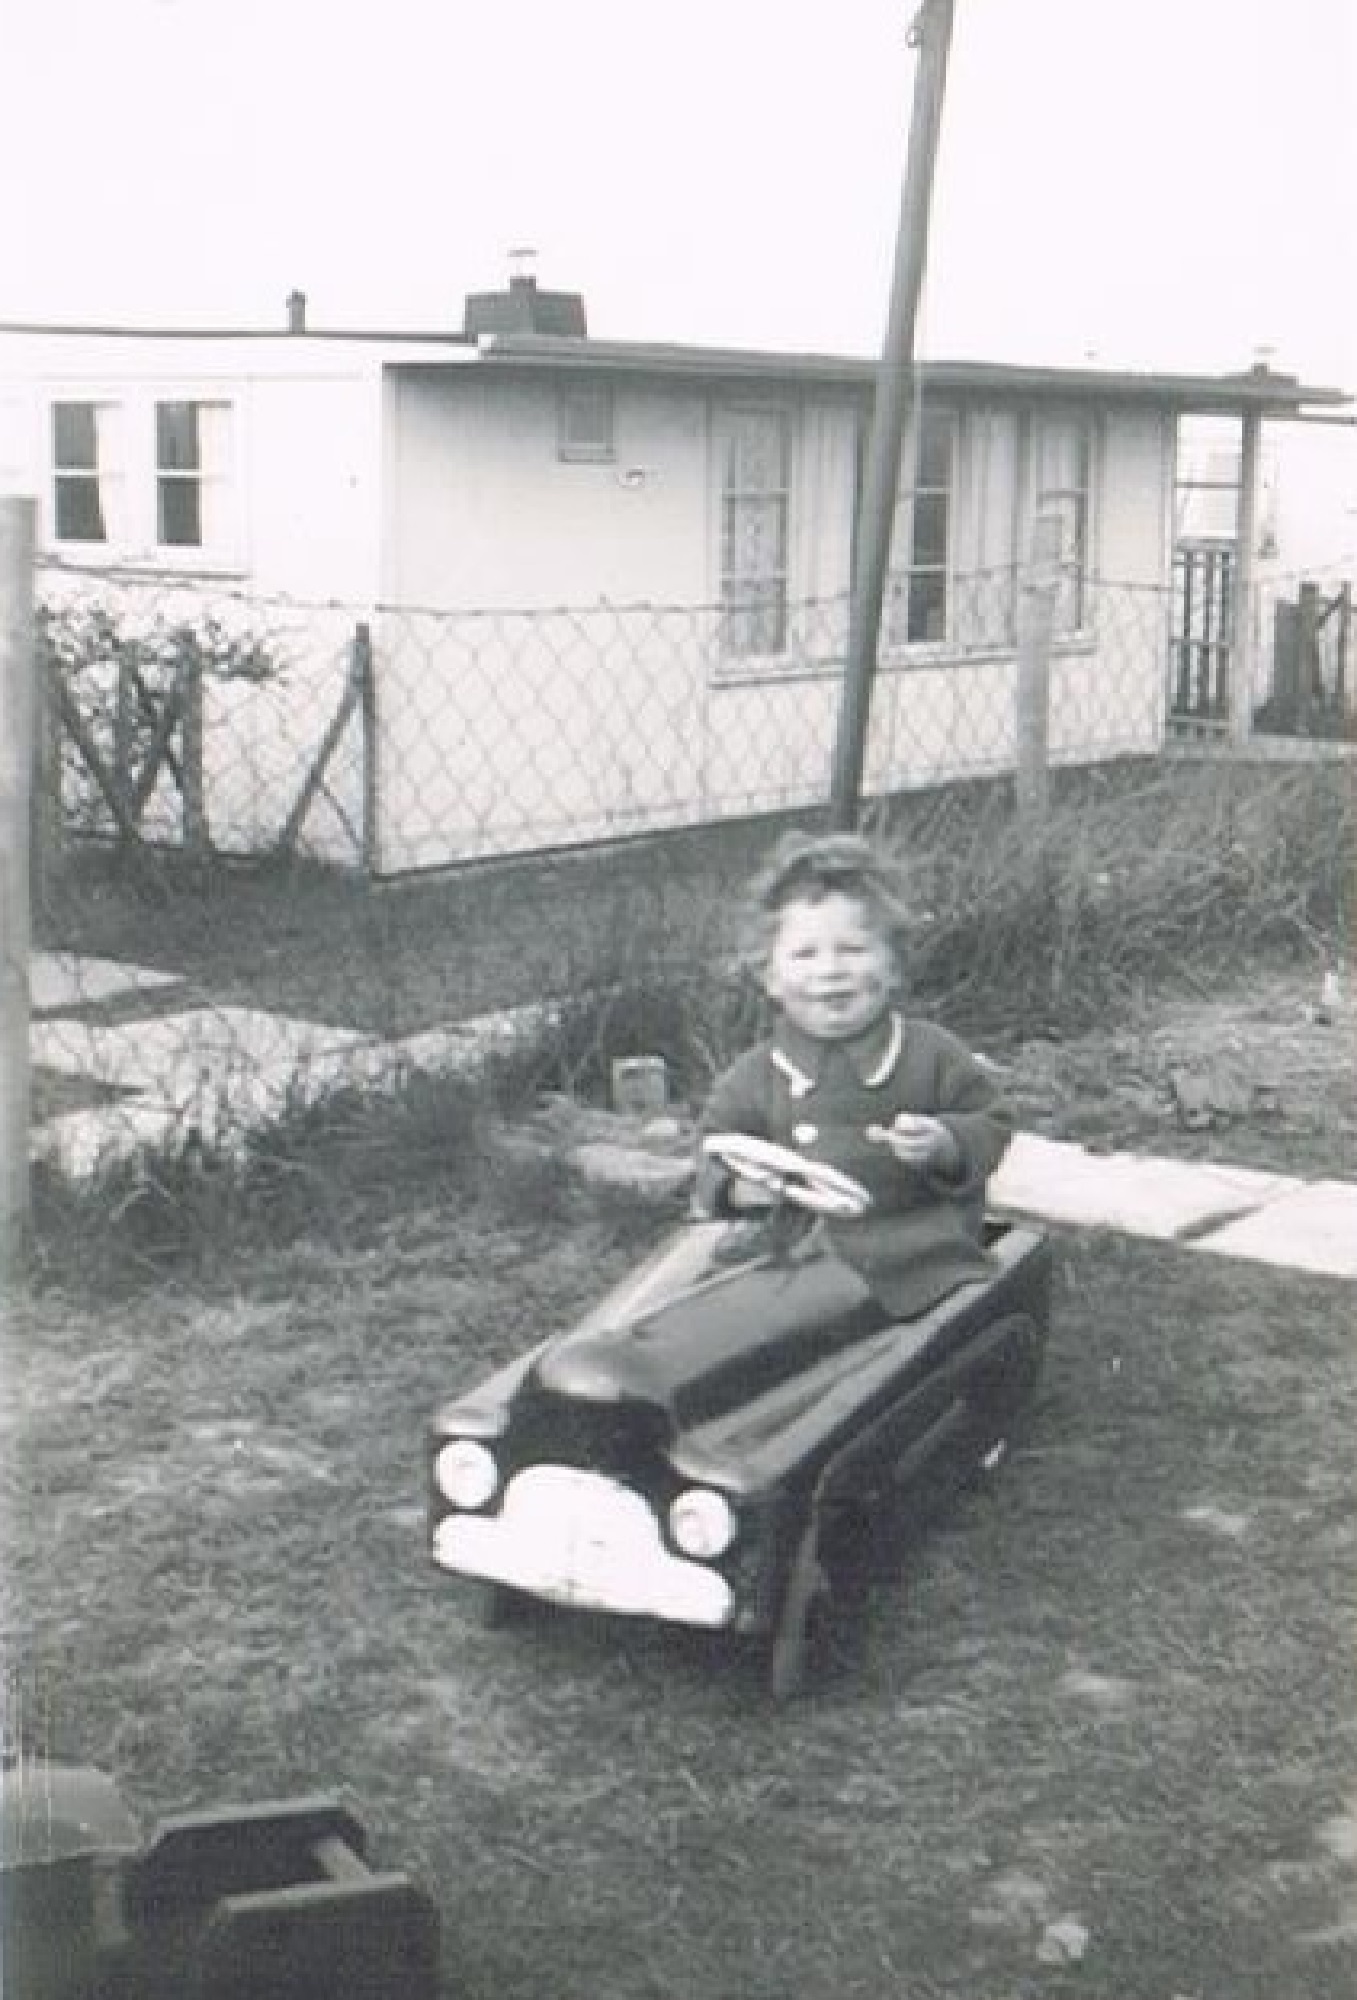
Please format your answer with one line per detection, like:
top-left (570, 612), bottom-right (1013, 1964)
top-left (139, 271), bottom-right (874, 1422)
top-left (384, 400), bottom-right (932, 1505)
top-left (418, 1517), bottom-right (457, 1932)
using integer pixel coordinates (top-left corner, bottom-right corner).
top-left (373, 384), bottom-right (1175, 870)
top-left (7, 331), bottom-right (1191, 870)
top-left (5, 333), bottom-right (395, 865)
top-left (382, 368), bottom-right (862, 615)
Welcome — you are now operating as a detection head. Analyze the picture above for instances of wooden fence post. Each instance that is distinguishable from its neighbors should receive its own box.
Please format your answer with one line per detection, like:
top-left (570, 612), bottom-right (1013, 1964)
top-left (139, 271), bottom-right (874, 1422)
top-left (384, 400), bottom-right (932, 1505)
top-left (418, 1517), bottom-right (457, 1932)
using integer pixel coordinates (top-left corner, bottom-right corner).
top-left (28, 598), bottom-right (60, 922)
top-left (181, 646), bottom-right (206, 856)
top-left (1296, 580), bottom-right (1319, 736)
top-left (1337, 583), bottom-right (1350, 714)
top-left (1228, 403), bottom-right (1262, 746)
top-left (1015, 511), bottom-right (1061, 824)
top-left (0, 497), bottom-right (36, 1277)
top-left (357, 622), bottom-right (379, 878)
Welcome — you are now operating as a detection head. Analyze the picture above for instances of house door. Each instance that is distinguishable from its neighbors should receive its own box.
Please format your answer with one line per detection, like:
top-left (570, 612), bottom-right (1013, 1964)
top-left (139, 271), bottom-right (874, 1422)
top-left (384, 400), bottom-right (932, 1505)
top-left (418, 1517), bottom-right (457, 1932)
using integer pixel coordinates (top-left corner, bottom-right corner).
top-left (1170, 540), bottom-right (1234, 730)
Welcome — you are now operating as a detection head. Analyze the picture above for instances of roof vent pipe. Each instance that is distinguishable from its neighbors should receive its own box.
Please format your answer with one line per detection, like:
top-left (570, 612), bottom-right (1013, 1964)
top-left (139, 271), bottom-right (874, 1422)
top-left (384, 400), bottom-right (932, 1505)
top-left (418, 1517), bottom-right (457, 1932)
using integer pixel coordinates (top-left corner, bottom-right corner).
top-left (286, 289), bottom-right (307, 334)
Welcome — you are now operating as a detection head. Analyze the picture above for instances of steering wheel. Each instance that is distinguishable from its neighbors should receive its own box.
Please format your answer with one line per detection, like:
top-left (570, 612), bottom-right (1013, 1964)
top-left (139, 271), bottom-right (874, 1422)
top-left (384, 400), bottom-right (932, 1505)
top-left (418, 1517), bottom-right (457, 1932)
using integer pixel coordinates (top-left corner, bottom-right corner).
top-left (701, 1133), bottom-right (873, 1220)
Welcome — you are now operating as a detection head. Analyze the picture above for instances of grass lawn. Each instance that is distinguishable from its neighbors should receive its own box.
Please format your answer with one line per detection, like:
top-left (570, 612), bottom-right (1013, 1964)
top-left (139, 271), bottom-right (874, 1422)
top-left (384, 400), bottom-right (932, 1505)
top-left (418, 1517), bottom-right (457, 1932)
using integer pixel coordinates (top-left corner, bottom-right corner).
top-left (5, 1185), bottom-right (1355, 2000)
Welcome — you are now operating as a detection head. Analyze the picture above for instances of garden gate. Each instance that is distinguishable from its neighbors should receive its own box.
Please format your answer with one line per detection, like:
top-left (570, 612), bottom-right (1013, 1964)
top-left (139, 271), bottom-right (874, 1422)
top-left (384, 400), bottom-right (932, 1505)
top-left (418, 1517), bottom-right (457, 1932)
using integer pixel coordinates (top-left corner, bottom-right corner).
top-left (1169, 540), bottom-right (1234, 732)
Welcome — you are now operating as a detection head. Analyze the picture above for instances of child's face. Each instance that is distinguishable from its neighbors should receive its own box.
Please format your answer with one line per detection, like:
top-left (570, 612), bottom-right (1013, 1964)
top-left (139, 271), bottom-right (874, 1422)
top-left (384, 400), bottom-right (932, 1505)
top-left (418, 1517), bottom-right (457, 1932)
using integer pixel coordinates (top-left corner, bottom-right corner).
top-left (762, 890), bottom-right (897, 1042)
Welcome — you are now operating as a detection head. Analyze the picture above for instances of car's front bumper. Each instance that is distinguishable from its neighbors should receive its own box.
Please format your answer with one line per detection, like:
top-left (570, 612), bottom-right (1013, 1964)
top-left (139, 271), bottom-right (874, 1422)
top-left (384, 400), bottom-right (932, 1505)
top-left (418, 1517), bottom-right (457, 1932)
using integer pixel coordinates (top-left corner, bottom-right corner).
top-left (431, 1466), bottom-right (735, 1628)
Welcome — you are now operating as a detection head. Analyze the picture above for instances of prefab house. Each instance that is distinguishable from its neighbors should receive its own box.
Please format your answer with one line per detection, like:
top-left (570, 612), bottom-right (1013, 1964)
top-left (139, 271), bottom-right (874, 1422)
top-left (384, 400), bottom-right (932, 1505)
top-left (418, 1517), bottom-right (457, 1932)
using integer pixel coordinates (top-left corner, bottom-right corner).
top-left (1, 285), bottom-right (1346, 870)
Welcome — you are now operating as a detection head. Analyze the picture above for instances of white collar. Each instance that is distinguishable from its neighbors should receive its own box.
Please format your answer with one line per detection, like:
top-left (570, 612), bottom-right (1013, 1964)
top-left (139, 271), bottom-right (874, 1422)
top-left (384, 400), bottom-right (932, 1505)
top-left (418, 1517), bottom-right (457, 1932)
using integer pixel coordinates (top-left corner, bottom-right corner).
top-left (769, 1010), bottom-right (903, 1097)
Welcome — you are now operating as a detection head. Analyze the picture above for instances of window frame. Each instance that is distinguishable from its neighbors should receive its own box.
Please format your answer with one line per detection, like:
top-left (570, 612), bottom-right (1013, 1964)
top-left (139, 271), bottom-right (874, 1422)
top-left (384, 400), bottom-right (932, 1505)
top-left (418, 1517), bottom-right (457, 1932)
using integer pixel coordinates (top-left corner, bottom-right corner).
top-left (882, 404), bottom-right (958, 652)
top-left (42, 390), bottom-right (242, 570)
top-left (154, 397), bottom-right (234, 555)
top-left (51, 399), bottom-right (113, 545)
top-left (556, 380), bottom-right (615, 463)
top-left (1028, 406), bottom-right (1095, 637)
top-left (715, 401), bottom-right (793, 666)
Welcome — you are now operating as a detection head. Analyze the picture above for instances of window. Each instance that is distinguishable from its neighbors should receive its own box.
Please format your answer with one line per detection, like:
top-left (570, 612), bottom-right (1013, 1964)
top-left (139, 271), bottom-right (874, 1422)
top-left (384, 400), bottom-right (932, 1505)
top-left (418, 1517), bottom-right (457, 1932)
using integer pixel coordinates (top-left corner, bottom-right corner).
top-left (1032, 411), bottom-right (1091, 633)
top-left (885, 407), bottom-right (955, 645)
top-left (955, 408), bottom-right (1020, 650)
top-left (156, 400), bottom-right (232, 549)
top-left (557, 381), bottom-right (614, 462)
top-left (719, 407), bottom-right (790, 659)
top-left (52, 401), bottom-right (112, 542)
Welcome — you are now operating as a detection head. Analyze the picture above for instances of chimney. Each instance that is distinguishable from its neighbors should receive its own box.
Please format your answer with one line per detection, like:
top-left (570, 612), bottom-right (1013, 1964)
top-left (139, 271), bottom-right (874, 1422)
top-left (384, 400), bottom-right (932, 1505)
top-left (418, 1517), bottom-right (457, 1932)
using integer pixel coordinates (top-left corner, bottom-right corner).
top-left (286, 289), bottom-right (307, 334)
top-left (462, 250), bottom-right (587, 340)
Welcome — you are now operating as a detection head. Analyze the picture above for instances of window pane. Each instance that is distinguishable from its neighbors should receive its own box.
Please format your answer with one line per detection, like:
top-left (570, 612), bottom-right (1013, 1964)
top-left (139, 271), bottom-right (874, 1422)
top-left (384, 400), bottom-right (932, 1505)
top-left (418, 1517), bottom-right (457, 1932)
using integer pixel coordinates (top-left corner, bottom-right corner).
top-left (157, 401), bottom-right (200, 472)
top-left (1035, 414), bottom-right (1087, 497)
top-left (1035, 413), bottom-right (1090, 634)
top-left (559, 383), bottom-right (613, 458)
top-left (53, 402), bottom-right (96, 469)
top-left (912, 492), bottom-right (949, 566)
top-left (719, 407), bottom-right (790, 660)
top-left (885, 408), bottom-right (954, 646)
top-left (722, 579), bottom-right (786, 658)
top-left (916, 410), bottom-right (953, 488)
top-left (723, 495), bottom-right (786, 579)
top-left (724, 410), bottom-right (787, 491)
top-left (908, 570), bottom-right (948, 643)
top-left (158, 478), bottom-right (201, 546)
top-left (55, 476), bottom-right (106, 542)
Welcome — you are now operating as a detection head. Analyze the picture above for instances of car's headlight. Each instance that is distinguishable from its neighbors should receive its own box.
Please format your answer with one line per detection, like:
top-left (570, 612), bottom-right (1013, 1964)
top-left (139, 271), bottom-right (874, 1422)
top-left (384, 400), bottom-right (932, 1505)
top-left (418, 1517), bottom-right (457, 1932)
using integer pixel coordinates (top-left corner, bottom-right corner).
top-left (669, 1487), bottom-right (736, 1560)
top-left (434, 1439), bottom-right (499, 1509)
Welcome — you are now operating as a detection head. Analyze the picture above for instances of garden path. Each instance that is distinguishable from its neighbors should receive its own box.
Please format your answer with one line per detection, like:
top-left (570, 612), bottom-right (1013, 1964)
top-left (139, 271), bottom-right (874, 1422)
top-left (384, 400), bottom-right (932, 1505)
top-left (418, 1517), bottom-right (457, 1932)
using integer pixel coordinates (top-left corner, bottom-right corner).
top-left (27, 950), bottom-right (1357, 1279)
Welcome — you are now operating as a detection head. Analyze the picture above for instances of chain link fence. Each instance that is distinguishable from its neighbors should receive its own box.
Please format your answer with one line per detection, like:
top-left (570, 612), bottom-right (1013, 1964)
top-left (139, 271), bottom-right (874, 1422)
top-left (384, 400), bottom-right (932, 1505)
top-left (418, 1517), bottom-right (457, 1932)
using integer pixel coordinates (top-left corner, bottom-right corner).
top-left (21, 554), bottom-right (1354, 1179)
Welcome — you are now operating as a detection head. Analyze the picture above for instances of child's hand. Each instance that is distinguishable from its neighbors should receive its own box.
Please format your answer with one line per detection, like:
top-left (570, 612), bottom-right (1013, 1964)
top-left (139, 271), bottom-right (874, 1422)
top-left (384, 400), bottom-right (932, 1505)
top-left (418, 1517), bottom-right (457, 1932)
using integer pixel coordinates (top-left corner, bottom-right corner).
top-left (866, 1114), bottom-right (961, 1176)
top-left (725, 1173), bottom-right (777, 1211)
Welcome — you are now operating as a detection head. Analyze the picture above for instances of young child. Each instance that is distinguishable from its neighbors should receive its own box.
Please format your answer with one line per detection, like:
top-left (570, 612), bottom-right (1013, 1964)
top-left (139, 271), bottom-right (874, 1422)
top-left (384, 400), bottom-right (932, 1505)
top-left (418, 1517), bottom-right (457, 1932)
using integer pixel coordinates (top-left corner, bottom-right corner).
top-left (695, 831), bottom-right (1012, 1320)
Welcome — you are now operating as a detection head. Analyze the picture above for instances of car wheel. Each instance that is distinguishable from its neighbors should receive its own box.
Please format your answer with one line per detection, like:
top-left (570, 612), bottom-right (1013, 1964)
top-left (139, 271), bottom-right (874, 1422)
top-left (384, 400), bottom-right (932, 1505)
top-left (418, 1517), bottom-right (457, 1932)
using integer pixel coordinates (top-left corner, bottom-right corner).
top-left (768, 1539), bottom-right (827, 1701)
top-left (768, 1519), bottom-right (843, 1702)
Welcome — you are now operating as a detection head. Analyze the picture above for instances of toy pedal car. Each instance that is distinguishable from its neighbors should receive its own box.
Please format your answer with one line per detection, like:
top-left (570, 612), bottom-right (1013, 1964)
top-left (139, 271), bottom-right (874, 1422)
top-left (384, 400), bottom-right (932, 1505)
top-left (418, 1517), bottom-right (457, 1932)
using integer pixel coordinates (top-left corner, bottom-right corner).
top-left (427, 1137), bottom-right (1052, 1698)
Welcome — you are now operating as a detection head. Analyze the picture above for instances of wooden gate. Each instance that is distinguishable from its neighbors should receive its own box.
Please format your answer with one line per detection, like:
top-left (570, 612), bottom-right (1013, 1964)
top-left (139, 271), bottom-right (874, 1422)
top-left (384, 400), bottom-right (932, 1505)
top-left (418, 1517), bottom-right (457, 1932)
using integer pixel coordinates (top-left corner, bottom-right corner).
top-left (1169, 541), bottom-right (1234, 732)
top-left (1259, 580), bottom-right (1352, 737)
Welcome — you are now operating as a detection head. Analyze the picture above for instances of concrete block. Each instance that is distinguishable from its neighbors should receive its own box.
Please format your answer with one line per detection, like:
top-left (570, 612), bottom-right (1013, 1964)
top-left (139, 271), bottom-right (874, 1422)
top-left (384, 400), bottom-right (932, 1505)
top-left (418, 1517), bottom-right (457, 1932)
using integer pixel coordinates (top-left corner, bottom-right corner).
top-left (30, 952), bottom-right (181, 1014)
top-left (991, 1133), bottom-right (1300, 1240)
top-left (1193, 1180), bottom-right (1357, 1278)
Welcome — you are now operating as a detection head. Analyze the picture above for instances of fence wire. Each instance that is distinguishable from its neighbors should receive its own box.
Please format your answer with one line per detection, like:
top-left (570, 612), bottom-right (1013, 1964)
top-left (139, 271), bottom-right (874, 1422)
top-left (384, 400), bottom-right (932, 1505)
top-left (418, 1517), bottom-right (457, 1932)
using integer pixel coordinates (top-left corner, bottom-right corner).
top-left (24, 558), bottom-right (1354, 1178)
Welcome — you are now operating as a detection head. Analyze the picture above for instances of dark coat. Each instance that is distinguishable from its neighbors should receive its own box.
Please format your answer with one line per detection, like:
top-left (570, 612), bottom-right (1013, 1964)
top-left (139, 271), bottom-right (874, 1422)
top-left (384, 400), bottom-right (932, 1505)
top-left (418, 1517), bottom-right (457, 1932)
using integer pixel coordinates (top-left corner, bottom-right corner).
top-left (695, 1009), bottom-right (1012, 1319)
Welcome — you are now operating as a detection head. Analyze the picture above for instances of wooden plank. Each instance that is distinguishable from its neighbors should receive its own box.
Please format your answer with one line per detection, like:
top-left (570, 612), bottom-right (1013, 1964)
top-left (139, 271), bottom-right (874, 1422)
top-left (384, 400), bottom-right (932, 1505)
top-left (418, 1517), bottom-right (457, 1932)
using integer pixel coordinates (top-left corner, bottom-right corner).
top-left (181, 654), bottom-right (206, 854)
top-left (126, 659), bottom-right (187, 796)
top-left (126, 667), bottom-right (188, 820)
top-left (54, 674), bottom-right (148, 846)
top-left (276, 639), bottom-right (365, 856)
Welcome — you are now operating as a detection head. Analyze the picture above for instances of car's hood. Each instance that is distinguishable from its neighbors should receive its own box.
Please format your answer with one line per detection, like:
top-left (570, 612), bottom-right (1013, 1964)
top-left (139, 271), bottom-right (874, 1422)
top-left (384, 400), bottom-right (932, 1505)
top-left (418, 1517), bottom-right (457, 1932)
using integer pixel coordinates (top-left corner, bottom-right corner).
top-left (532, 1221), bottom-right (888, 1431)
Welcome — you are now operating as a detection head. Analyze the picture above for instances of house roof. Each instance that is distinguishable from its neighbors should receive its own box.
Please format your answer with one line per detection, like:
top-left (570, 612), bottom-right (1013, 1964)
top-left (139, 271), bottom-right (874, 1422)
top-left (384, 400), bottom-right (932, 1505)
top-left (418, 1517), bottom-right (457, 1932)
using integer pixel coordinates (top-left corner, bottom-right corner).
top-left (1, 320), bottom-right (1347, 417)
top-left (455, 334), bottom-right (1350, 418)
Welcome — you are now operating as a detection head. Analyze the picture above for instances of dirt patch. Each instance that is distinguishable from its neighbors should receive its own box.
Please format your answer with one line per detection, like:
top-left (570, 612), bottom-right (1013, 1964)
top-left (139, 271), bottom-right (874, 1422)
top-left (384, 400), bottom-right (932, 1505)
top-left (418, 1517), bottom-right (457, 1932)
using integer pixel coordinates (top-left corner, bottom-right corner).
top-left (1002, 964), bottom-right (1354, 1179)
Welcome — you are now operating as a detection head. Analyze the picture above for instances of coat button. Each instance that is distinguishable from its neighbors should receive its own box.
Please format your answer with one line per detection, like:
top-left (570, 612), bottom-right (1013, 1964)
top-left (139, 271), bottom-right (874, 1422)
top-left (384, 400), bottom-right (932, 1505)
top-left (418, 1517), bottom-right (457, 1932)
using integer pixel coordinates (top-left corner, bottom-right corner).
top-left (792, 1123), bottom-right (818, 1146)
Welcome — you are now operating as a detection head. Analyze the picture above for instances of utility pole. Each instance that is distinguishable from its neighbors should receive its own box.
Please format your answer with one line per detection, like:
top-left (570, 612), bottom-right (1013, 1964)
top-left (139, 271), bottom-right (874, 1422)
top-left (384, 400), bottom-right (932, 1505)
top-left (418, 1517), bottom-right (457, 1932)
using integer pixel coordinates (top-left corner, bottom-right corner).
top-left (828, 0), bottom-right (957, 828)
top-left (0, 497), bottom-right (35, 1281)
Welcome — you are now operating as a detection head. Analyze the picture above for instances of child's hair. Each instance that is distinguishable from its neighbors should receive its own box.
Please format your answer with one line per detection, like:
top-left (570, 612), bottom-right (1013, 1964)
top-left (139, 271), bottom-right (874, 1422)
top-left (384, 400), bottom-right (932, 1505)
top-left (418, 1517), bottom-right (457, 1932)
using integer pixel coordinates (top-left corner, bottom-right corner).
top-left (740, 831), bottom-right (911, 969)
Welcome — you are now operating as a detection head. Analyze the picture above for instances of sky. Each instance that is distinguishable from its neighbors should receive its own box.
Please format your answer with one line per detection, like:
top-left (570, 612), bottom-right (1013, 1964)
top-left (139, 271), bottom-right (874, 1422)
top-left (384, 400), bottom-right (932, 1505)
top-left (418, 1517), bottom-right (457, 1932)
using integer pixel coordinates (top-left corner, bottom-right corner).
top-left (3, 0), bottom-right (1354, 390)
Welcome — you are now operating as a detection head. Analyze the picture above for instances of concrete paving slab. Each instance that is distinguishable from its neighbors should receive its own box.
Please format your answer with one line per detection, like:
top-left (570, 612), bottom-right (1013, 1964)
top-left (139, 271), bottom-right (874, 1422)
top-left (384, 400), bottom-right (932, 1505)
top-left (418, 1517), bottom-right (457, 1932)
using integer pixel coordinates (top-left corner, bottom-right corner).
top-left (991, 1132), bottom-right (1302, 1240)
top-left (1193, 1180), bottom-right (1357, 1279)
top-left (30, 951), bottom-right (181, 1013)
top-left (31, 1008), bottom-right (374, 1121)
